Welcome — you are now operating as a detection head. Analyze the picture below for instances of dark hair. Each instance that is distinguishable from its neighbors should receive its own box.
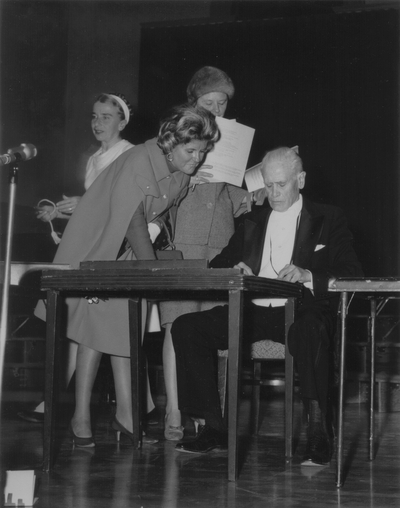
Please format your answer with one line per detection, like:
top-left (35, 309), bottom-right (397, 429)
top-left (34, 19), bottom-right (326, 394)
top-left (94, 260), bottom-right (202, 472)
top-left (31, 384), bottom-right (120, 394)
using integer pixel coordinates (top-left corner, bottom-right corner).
top-left (94, 92), bottom-right (133, 122)
top-left (157, 104), bottom-right (220, 154)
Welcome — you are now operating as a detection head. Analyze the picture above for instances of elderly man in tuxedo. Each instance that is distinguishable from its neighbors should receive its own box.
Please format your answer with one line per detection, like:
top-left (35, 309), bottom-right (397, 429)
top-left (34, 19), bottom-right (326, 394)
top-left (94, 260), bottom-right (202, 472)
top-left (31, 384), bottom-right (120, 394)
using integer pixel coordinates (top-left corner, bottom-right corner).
top-left (171, 146), bottom-right (363, 465)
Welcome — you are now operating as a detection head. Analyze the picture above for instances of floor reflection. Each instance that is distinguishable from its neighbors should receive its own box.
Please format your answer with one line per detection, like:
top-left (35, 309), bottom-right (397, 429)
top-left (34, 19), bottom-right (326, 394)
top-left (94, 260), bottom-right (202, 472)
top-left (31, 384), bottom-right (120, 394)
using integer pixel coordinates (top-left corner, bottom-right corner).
top-left (2, 396), bottom-right (400, 507)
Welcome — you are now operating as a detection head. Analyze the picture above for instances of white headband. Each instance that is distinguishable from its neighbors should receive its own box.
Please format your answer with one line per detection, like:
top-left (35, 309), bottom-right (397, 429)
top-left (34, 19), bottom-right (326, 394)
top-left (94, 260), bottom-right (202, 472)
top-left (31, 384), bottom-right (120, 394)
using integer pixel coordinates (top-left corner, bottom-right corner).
top-left (108, 94), bottom-right (130, 124)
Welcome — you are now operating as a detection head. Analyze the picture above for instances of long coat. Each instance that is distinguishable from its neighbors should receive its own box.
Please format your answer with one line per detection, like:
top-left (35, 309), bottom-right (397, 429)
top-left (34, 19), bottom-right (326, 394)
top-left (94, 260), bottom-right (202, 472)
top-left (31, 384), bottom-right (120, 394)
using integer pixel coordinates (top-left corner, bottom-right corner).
top-left (36, 138), bottom-right (190, 356)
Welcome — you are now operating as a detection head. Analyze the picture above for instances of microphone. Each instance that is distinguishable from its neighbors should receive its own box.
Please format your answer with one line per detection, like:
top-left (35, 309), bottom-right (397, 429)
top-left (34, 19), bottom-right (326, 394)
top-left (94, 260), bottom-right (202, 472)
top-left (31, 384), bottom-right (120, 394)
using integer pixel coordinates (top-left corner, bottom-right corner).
top-left (0, 143), bottom-right (37, 166)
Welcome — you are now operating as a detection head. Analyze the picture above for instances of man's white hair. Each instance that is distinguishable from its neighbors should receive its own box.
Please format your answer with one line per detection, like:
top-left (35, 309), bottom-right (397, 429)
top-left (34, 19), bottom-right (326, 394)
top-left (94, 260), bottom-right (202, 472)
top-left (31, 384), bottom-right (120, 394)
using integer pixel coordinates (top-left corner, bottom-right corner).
top-left (262, 146), bottom-right (303, 175)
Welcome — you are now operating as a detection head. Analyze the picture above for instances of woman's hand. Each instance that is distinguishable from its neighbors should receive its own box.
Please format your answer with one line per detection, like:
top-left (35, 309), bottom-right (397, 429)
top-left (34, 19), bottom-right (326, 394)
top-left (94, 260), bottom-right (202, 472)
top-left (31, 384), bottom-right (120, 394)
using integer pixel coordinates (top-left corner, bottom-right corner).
top-left (252, 187), bottom-right (267, 205)
top-left (234, 262), bottom-right (255, 276)
top-left (35, 205), bottom-right (58, 222)
top-left (56, 195), bottom-right (81, 215)
top-left (190, 168), bottom-right (214, 187)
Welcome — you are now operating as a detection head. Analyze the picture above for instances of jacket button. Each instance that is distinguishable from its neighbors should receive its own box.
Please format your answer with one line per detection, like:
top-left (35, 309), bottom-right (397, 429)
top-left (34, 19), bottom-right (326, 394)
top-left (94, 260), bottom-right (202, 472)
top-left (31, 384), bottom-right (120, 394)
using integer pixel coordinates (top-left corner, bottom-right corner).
top-left (207, 203), bottom-right (213, 209)
top-left (163, 194), bottom-right (167, 199)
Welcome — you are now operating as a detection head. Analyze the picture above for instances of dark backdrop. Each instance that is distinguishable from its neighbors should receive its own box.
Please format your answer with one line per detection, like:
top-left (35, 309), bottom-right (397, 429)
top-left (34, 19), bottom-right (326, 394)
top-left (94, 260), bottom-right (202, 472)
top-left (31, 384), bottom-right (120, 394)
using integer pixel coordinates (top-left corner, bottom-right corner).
top-left (138, 8), bottom-right (399, 276)
top-left (0, 1), bottom-right (70, 262)
top-left (0, 1), bottom-right (70, 202)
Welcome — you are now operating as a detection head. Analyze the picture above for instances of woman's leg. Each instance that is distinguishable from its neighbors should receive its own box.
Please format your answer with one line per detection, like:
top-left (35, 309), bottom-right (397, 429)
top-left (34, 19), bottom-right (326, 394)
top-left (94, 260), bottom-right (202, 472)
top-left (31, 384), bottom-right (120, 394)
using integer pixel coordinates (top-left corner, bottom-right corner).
top-left (162, 323), bottom-right (181, 428)
top-left (71, 344), bottom-right (102, 437)
top-left (142, 299), bottom-right (155, 414)
top-left (111, 355), bottom-right (133, 432)
top-left (66, 340), bottom-right (78, 387)
top-left (31, 340), bottom-right (79, 414)
top-left (111, 355), bottom-right (158, 446)
top-left (110, 298), bottom-right (155, 434)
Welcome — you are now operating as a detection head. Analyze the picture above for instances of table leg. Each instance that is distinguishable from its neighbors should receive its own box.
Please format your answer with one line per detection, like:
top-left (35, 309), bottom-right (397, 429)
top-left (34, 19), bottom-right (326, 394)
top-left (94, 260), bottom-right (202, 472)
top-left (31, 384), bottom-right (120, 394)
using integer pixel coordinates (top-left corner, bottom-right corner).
top-left (369, 298), bottom-right (377, 461)
top-left (43, 290), bottom-right (61, 472)
top-left (336, 291), bottom-right (348, 487)
top-left (128, 298), bottom-right (142, 449)
top-left (228, 289), bottom-right (244, 482)
top-left (284, 298), bottom-right (295, 458)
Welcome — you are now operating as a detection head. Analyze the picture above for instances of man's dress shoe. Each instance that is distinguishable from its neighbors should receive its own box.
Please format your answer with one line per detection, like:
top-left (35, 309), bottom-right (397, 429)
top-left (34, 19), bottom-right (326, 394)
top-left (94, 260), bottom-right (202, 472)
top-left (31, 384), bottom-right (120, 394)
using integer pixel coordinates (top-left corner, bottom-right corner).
top-left (301, 399), bottom-right (333, 466)
top-left (17, 410), bottom-right (44, 423)
top-left (175, 424), bottom-right (227, 454)
top-left (301, 426), bottom-right (332, 466)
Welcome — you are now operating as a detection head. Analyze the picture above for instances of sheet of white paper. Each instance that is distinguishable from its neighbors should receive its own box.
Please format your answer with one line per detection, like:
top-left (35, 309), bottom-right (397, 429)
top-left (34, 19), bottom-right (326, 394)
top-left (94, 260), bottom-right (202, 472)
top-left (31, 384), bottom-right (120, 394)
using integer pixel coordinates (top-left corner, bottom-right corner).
top-left (244, 162), bottom-right (264, 192)
top-left (203, 117), bottom-right (255, 187)
top-left (4, 470), bottom-right (36, 507)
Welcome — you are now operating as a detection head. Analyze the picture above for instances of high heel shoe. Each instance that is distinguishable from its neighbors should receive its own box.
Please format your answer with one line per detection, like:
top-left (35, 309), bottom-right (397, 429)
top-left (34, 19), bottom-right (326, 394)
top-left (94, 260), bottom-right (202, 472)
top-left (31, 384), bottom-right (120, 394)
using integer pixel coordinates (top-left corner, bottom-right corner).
top-left (192, 419), bottom-right (203, 435)
top-left (111, 417), bottom-right (158, 445)
top-left (164, 414), bottom-right (184, 441)
top-left (69, 423), bottom-right (95, 448)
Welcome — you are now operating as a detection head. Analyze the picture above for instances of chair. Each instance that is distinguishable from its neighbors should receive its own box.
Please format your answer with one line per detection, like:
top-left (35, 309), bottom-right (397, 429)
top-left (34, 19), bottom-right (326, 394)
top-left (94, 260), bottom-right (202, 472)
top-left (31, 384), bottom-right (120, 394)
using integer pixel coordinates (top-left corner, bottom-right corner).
top-left (218, 335), bottom-right (295, 458)
top-left (250, 339), bottom-right (287, 434)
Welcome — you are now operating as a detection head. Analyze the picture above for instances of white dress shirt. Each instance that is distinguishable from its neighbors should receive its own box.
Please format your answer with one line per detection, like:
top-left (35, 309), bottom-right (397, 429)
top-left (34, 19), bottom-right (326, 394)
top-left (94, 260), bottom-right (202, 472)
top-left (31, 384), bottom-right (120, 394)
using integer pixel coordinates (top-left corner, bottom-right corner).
top-left (252, 195), bottom-right (303, 307)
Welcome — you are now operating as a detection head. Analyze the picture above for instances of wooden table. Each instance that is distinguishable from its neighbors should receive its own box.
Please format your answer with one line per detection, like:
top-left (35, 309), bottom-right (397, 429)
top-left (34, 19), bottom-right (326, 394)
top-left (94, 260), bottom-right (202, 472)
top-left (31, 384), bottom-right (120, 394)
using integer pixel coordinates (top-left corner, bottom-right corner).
top-left (329, 277), bottom-right (400, 487)
top-left (40, 261), bottom-right (302, 481)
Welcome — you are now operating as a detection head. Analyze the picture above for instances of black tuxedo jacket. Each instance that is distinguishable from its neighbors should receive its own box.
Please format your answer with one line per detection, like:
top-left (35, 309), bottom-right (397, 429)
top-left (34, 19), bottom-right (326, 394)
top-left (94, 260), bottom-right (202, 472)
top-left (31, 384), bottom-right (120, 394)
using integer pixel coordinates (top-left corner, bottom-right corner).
top-left (210, 197), bottom-right (363, 311)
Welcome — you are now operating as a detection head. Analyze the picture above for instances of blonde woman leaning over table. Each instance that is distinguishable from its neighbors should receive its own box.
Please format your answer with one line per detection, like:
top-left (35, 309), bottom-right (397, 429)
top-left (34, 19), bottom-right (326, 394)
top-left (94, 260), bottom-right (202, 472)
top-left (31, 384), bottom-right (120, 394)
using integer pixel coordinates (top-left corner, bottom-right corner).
top-left (34, 104), bottom-right (220, 447)
top-left (160, 66), bottom-right (265, 441)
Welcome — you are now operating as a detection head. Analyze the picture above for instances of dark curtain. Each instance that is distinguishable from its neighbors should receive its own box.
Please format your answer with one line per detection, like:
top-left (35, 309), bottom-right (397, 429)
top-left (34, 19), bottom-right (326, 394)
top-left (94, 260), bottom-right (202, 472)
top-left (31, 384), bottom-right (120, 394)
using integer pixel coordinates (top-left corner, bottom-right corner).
top-left (0, 1), bottom-right (69, 262)
top-left (138, 9), bottom-right (399, 276)
top-left (0, 1), bottom-right (69, 203)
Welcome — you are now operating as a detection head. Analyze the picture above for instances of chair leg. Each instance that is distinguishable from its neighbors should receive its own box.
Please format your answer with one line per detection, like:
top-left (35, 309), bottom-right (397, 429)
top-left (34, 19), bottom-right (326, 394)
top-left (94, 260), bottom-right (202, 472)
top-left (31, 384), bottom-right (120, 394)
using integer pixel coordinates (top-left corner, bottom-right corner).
top-left (251, 360), bottom-right (262, 435)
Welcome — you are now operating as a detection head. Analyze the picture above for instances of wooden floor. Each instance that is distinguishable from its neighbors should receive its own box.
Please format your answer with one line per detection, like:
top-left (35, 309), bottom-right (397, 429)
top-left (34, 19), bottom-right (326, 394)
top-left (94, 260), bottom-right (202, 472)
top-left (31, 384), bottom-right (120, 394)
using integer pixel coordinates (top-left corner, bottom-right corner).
top-left (2, 391), bottom-right (400, 508)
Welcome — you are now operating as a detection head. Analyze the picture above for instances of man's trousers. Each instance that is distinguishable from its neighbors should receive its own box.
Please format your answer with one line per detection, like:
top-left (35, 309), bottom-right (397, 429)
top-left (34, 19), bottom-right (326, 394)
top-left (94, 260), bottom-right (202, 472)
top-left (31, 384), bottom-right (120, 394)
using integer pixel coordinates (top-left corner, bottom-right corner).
top-left (172, 302), bottom-right (335, 431)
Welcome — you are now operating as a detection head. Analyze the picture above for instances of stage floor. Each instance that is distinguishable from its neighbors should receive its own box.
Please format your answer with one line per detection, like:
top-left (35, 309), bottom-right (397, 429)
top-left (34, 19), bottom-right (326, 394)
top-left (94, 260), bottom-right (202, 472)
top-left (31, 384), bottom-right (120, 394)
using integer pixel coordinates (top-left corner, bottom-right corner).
top-left (2, 393), bottom-right (400, 507)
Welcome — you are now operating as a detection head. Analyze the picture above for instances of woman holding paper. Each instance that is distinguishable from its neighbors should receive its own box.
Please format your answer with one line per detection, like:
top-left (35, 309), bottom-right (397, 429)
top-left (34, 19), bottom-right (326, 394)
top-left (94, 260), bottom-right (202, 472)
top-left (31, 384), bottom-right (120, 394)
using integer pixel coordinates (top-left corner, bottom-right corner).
top-left (160, 66), bottom-right (264, 441)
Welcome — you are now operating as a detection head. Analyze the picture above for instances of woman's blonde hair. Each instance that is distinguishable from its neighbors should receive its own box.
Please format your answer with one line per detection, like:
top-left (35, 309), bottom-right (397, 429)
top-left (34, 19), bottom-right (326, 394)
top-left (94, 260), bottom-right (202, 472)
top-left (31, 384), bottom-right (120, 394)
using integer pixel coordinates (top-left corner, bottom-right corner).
top-left (157, 104), bottom-right (220, 155)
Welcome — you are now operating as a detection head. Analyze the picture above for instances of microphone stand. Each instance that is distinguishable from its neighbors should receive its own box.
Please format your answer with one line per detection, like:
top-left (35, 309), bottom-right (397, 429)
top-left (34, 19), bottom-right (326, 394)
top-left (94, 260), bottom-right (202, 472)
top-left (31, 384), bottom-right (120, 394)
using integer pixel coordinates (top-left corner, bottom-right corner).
top-left (0, 162), bottom-right (19, 398)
